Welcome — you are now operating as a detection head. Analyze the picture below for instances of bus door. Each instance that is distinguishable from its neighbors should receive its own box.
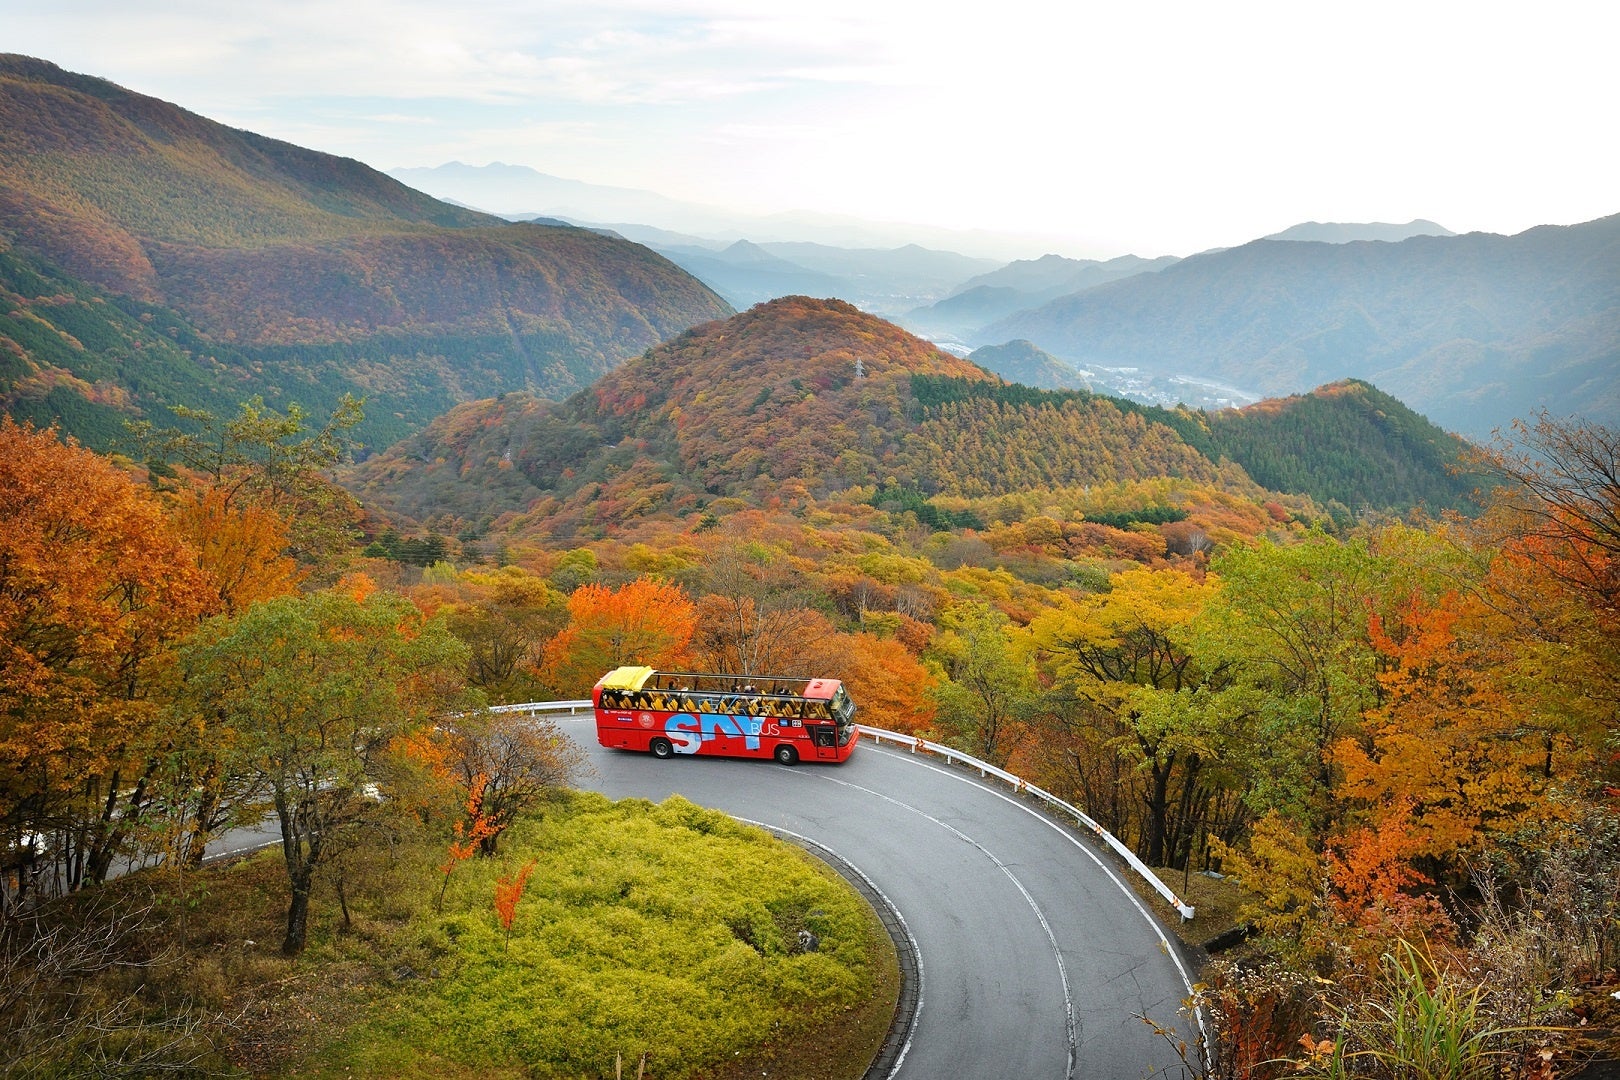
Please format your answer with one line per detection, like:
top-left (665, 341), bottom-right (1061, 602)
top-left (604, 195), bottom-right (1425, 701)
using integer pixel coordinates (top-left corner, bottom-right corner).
top-left (811, 725), bottom-right (838, 760)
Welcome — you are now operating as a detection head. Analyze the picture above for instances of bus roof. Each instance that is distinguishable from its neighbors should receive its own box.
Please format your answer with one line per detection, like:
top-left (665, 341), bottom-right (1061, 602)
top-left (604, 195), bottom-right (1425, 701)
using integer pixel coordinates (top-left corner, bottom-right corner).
top-left (596, 666), bottom-right (656, 691)
top-left (803, 678), bottom-right (838, 700)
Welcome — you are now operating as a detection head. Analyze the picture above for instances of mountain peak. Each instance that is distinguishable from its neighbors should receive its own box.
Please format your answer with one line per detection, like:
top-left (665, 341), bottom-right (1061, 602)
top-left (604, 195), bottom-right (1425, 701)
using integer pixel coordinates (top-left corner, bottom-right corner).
top-left (1264, 219), bottom-right (1456, 244)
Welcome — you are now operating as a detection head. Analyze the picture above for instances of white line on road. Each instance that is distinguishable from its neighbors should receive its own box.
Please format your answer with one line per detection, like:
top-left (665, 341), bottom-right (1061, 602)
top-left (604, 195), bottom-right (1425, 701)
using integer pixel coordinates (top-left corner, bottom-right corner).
top-left (862, 746), bottom-right (1209, 1065)
top-left (797, 770), bottom-right (1078, 1080)
top-left (734, 817), bottom-right (925, 1080)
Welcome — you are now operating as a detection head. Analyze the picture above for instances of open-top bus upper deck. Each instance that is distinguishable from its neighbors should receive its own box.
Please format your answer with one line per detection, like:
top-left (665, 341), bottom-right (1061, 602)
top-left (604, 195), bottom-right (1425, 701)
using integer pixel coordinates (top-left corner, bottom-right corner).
top-left (592, 667), bottom-right (858, 764)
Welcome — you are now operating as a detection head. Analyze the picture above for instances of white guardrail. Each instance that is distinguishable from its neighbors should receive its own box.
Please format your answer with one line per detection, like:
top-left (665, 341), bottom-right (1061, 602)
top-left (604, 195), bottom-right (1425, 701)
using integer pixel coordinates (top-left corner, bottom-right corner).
top-left (496, 701), bottom-right (1194, 920)
top-left (489, 699), bottom-right (594, 717)
top-left (854, 726), bottom-right (1195, 921)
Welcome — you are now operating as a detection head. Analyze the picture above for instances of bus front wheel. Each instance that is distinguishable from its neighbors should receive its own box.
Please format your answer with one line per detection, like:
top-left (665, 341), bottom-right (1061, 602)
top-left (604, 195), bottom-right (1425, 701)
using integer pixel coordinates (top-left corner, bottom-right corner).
top-left (774, 744), bottom-right (798, 766)
top-left (650, 738), bottom-right (674, 759)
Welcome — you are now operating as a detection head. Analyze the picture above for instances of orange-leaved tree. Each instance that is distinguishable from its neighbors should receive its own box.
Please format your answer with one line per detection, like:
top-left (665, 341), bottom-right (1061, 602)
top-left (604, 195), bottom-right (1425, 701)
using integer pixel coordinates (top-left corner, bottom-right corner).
top-left (819, 631), bottom-right (937, 736)
top-left (540, 577), bottom-right (696, 693)
top-left (451, 712), bottom-right (587, 856)
top-left (1333, 587), bottom-right (1587, 877)
top-left (437, 774), bottom-right (495, 912)
top-left (165, 482), bottom-right (302, 615)
top-left (1324, 801), bottom-right (1454, 964)
top-left (0, 418), bottom-right (214, 900)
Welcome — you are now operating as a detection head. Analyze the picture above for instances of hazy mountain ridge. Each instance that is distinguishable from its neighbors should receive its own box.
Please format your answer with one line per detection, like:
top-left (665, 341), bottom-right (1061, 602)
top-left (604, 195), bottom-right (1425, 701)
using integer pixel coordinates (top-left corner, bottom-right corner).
top-left (1264, 219), bottom-right (1456, 243)
top-left (897, 252), bottom-right (1179, 340)
top-left (948, 252), bottom-right (1180, 298)
top-left (976, 218), bottom-right (1620, 437)
top-left (0, 56), bottom-right (733, 449)
top-left (642, 238), bottom-right (998, 315)
top-left (387, 161), bottom-right (1093, 261)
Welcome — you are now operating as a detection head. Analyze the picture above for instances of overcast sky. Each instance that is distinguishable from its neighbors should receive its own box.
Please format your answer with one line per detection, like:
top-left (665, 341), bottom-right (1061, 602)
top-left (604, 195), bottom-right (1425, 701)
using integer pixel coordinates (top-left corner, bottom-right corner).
top-left (6, 1), bottom-right (1616, 257)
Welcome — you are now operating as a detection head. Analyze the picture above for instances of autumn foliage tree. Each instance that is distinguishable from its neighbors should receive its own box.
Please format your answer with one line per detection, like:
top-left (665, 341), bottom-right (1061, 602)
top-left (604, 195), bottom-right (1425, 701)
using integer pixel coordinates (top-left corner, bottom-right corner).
top-left (1332, 587), bottom-right (1587, 875)
top-left (438, 567), bottom-right (567, 699)
top-left (166, 482), bottom-right (302, 614)
top-left (129, 395), bottom-right (365, 579)
top-left (690, 539), bottom-right (826, 675)
top-left (540, 577), bottom-right (696, 693)
top-left (494, 858), bottom-right (538, 949)
top-left (450, 712), bottom-right (588, 856)
top-left (928, 601), bottom-right (1037, 767)
top-left (826, 632), bottom-right (937, 736)
top-left (178, 582), bottom-right (473, 955)
top-left (1030, 567), bottom-right (1238, 867)
top-left (0, 418), bottom-right (214, 905)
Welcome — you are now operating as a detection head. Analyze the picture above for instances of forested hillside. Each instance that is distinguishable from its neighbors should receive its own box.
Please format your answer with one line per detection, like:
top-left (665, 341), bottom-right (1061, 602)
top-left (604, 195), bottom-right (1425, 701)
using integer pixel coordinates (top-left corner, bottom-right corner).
top-left (345, 297), bottom-right (1236, 533)
top-left (965, 339), bottom-right (1088, 390)
top-left (1199, 379), bottom-right (1486, 512)
top-left (344, 297), bottom-right (1480, 548)
top-left (0, 55), bottom-right (732, 449)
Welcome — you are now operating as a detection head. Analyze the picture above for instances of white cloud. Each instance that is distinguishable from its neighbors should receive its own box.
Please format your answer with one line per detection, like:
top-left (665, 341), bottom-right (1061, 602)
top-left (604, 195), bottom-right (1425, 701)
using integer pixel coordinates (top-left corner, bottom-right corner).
top-left (3, 0), bottom-right (1616, 255)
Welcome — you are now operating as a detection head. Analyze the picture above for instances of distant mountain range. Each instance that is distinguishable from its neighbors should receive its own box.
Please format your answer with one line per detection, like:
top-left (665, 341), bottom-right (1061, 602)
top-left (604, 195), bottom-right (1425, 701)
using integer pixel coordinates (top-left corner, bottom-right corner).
top-left (642, 238), bottom-right (998, 316)
top-left (387, 163), bottom-right (1620, 442)
top-left (975, 219), bottom-right (1620, 438)
top-left (4, 51), bottom-right (1609, 478)
top-left (387, 161), bottom-right (1075, 262)
top-left (0, 55), bottom-right (730, 450)
top-left (343, 296), bottom-right (1481, 537)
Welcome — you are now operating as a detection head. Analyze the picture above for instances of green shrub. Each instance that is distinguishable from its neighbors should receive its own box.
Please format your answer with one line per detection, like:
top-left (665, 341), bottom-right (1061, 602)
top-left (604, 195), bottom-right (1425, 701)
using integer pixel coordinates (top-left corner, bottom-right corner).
top-left (309, 793), bottom-right (878, 1079)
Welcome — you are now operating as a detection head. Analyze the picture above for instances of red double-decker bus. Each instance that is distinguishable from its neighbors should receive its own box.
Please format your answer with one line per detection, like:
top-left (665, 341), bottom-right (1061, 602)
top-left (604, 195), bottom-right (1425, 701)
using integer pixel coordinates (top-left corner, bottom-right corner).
top-left (593, 667), bottom-right (859, 765)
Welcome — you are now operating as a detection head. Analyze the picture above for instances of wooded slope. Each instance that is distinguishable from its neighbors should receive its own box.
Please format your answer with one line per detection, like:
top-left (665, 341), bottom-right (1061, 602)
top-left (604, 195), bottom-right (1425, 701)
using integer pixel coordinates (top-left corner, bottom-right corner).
top-left (0, 55), bottom-right (732, 449)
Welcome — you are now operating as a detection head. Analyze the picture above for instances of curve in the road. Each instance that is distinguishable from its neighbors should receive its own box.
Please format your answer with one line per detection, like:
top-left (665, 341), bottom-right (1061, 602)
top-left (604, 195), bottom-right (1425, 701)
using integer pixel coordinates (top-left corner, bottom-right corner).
top-left (739, 820), bottom-right (924, 1080)
top-left (569, 718), bottom-right (1204, 1080)
top-left (813, 773), bottom-right (1078, 1080)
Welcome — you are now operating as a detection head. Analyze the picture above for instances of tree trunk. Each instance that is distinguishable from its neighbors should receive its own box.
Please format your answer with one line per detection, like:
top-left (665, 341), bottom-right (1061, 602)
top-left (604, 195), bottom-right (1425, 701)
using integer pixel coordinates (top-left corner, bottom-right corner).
top-left (1141, 752), bottom-right (1174, 867)
top-left (184, 763), bottom-right (223, 870)
top-left (282, 870), bottom-right (312, 956)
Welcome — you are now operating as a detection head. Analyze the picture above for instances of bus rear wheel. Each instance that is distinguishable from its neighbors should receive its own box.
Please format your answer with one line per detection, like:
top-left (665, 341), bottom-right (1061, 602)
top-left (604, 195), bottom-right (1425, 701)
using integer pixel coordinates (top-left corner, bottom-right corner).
top-left (774, 744), bottom-right (798, 766)
top-left (650, 737), bottom-right (674, 759)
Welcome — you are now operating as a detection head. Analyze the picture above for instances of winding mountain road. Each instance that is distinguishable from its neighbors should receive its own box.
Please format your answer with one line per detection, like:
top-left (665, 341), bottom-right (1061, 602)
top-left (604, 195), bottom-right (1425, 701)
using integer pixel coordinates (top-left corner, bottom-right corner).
top-left (564, 716), bottom-right (1203, 1080)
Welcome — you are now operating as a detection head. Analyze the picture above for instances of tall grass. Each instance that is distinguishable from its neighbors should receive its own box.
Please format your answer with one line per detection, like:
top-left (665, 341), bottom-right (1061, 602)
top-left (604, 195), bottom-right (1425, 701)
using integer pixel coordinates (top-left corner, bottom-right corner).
top-left (1300, 941), bottom-right (1533, 1079)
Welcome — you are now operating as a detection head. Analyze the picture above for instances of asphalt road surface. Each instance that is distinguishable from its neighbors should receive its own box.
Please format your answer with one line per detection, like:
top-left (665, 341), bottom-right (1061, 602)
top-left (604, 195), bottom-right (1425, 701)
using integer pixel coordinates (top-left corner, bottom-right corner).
top-left (561, 717), bottom-right (1204, 1080)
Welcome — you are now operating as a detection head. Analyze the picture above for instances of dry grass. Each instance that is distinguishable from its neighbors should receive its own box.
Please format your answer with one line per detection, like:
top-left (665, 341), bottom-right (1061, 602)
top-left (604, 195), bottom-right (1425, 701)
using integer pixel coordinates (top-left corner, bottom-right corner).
top-left (1143, 864), bottom-right (1255, 950)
